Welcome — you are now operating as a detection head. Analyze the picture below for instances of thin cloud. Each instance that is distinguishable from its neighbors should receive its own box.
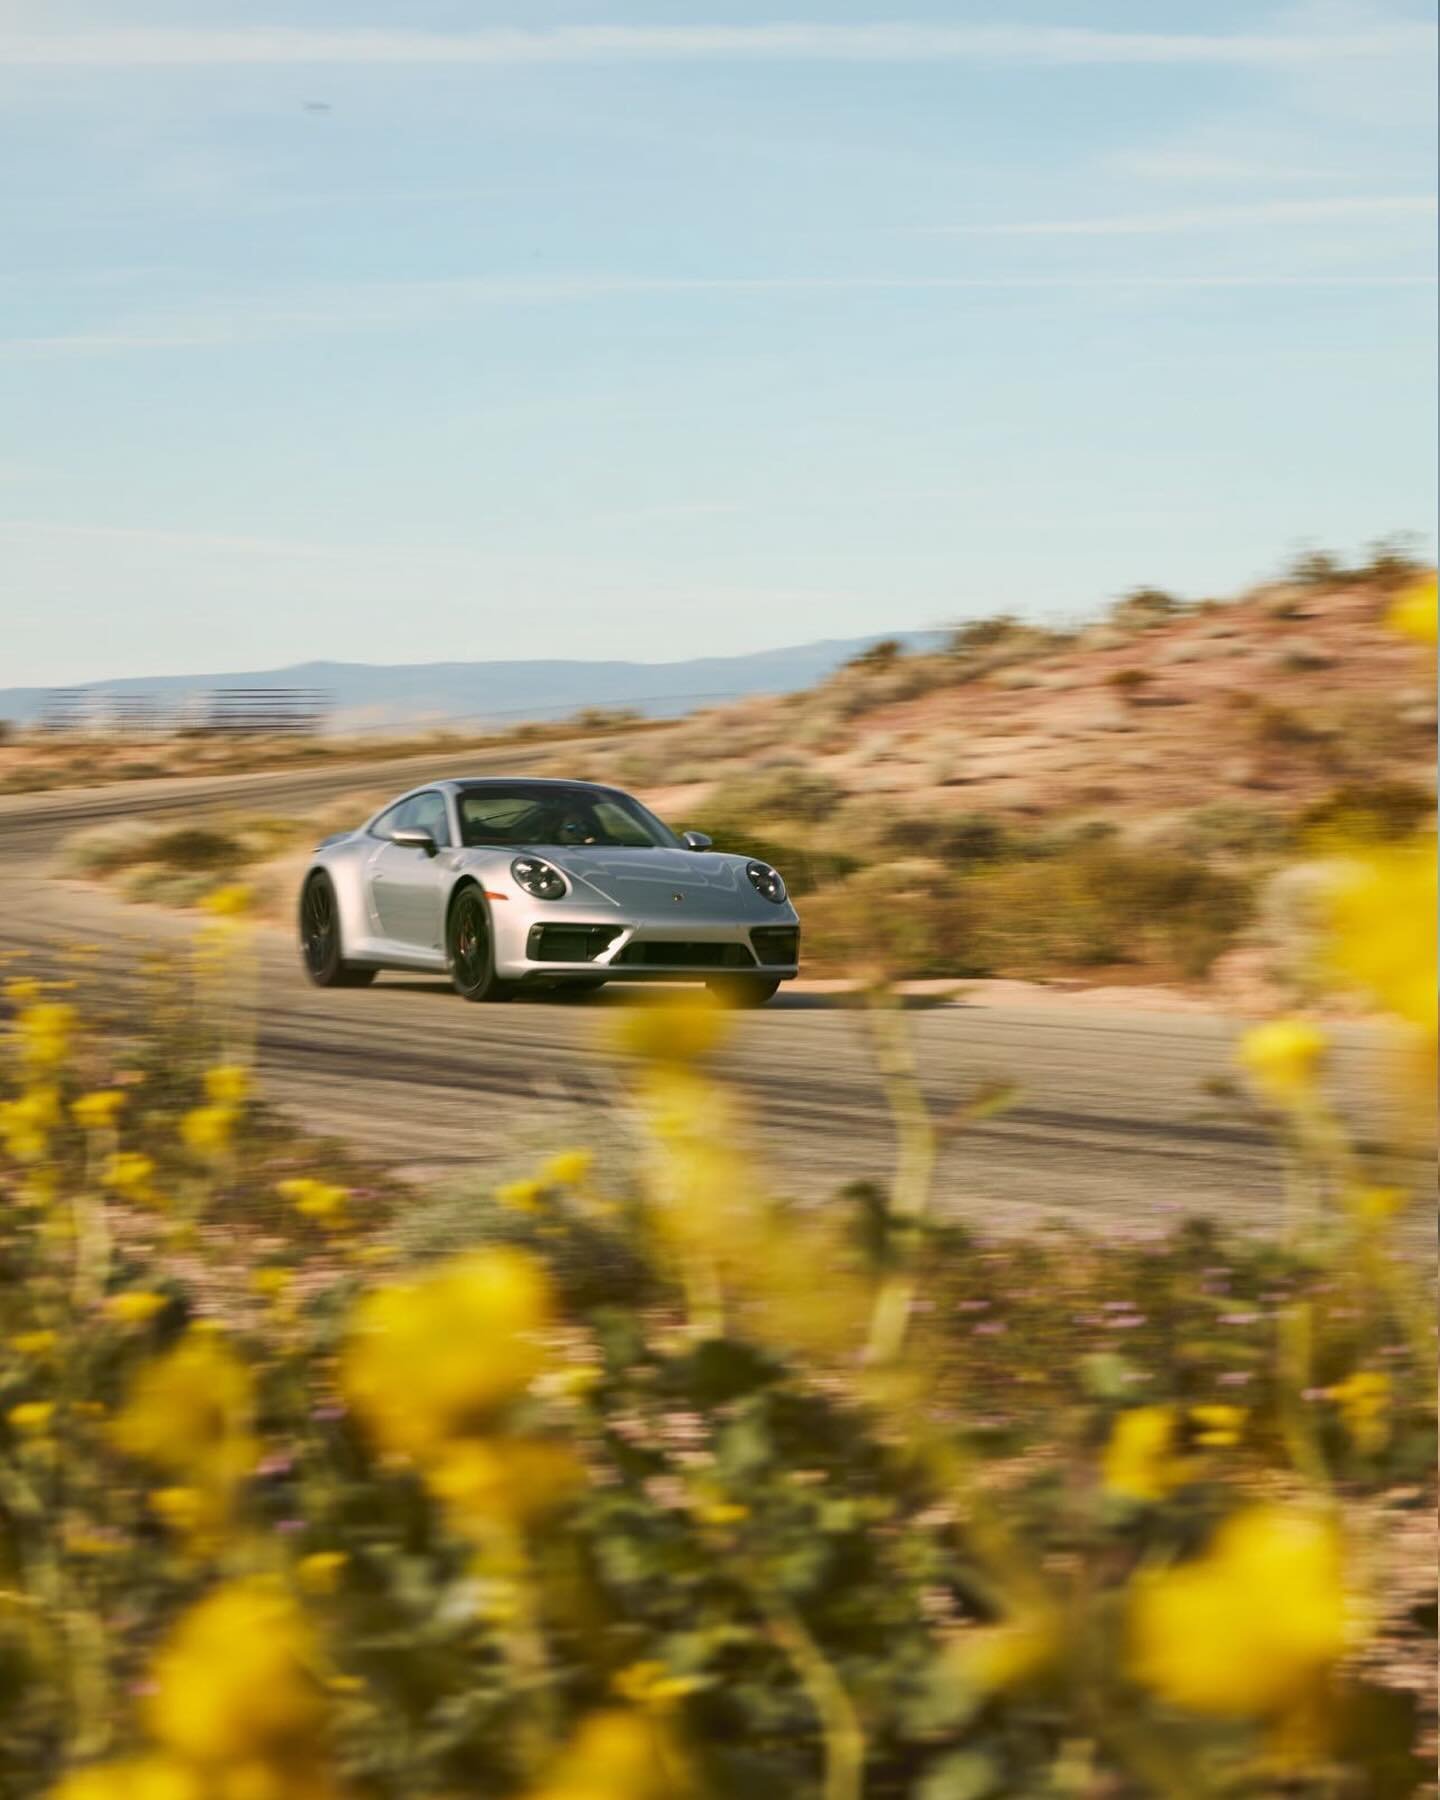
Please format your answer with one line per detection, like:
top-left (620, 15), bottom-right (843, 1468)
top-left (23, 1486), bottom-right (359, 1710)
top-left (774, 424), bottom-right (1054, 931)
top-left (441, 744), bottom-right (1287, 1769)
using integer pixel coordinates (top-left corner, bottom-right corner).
top-left (0, 21), bottom-right (1433, 69)
top-left (1111, 151), bottom-right (1352, 185)
top-left (926, 196), bottom-right (1439, 236)
top-left (2, 268), bottom-right (1435, 360)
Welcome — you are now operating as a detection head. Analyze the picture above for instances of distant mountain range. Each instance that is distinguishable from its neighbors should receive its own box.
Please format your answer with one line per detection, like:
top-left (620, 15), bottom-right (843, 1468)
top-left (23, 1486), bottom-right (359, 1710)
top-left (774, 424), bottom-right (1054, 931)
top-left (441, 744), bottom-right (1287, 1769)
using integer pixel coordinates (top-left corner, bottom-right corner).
top-left (0, 635), bottom-right (939, 732)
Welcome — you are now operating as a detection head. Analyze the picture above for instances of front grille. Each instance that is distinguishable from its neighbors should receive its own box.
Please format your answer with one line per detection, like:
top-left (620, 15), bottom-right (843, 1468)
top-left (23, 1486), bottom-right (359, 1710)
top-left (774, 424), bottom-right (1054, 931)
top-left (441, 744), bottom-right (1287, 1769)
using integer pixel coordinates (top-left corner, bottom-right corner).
top-left (750, 926), bottom-right (800, 966)
top-left (614, 940), bottom-right (756, 970)
top-left (527, 923), bottom-right (624, 963)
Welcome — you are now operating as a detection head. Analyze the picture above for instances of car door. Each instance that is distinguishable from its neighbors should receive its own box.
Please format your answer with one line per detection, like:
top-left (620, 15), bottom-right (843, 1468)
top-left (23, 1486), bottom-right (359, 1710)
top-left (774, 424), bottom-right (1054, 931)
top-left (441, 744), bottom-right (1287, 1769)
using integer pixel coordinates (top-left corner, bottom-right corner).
top-left (367, 792), bottom-right (450, 953)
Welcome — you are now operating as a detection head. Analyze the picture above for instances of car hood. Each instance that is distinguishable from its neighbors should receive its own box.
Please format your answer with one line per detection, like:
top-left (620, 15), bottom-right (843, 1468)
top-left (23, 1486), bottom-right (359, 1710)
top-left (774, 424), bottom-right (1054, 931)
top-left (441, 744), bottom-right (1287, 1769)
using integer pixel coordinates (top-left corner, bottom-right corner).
top-left (534, 845), bottom-right (751, 909)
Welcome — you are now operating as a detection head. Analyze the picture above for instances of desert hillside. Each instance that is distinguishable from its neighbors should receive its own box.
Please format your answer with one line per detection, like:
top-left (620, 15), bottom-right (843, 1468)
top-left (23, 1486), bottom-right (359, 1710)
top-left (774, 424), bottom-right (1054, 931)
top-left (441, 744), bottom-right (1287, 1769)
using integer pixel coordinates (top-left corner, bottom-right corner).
top-left (51, 556), bottom-right (1436, 995)
top-left (543, 560), bottom-right (1435, 989)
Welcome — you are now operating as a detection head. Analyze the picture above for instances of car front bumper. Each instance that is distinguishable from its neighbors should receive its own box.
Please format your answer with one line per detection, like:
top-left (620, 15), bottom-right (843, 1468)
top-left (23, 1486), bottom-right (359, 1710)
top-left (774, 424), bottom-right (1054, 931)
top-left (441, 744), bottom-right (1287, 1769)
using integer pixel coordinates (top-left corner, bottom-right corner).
top-left (492, 906), bottom-right (800, 983)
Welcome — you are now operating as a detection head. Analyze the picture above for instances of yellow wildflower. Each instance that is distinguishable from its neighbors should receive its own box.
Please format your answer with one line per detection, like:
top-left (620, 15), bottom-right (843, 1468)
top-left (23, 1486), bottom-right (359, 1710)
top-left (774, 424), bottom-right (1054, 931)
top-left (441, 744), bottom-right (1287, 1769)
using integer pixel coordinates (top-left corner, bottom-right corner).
top-left (250, 1267), bottom-right (293, 1301)
top-left (612, 1660), bottom-right (703, 1710)
top-left (1, 1087), bottom-right (60, 1162)
top-left (525, 1709), bottom-right (673, 1800)
top-left (341, 1248), bottom-right (552, 1462)
top-left (12, 1329), bottom-right (58, 1357)
top-left (610, 992), bottom-right (730, 1066)
top-left (202, 1064), bottom-right (251, 1106)
top-left (4, 977), bottom-right (43, 1007)
top-left (1326, 1370), bottom-right (1390, 1454)
top-left (1349, 1185), bottom-right (1408, 1227)
top-left (1129, 1503), bottom-right (1350, 1718)
top-left (1320, 836), bottom-right (1436, 1032)
top-left (1101, 1405), bottom-right (1190, 1504)
top-left (199, 883), bottom-right (254, 918)
top-left (9, 1400), bottom-right (56, 1435)
top-left (693, 1497), bottom-right (749, 1527)
top-left (179, 1104), bottom-right (236, 1160)
top-left (102, 1151), bottom-right (158, 1200)
top-left (107, 1291), bottom-right (168, 1327)
top-left (148, 1486), bottom-right (214, 1542)
top-left (14, 1001), bottom-right (75, 1072)
top-left (496, 1178), bottom-right (545, 1213)
top-left (297, 1551), bottom-right (349, 1595)
top-left (112, 1328), bottom-right (258, 1525)
top-left (1236, 1019), bottom-right (1327, 1104)
top-left (277, 1177), bottom-right (348, 1225)
top-left (1386, 569), bottom-right (1437, 643)
top-left (146, 1577), bottom-right (328, 1766)
top-left (48, 1754), bottom-right (203, 1800)
top-left (424, 1436), bottom-right (584, 1536)
top-left (542, 1148), bottom-right (594, 1187)
top-left (1189, 1403), bottom-right (1246, 1448)
top-left (950, 1606), bottom-right (1059, 1694)
top-left (72, 1089), bottom-right (126, 1131)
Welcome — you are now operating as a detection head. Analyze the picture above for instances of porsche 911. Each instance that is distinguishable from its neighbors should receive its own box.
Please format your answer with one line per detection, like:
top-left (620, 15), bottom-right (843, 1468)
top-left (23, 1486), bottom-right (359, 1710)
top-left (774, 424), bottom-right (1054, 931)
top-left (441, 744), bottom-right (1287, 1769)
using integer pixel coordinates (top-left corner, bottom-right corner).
top-left (298, 777), bottom-right (800, 1005)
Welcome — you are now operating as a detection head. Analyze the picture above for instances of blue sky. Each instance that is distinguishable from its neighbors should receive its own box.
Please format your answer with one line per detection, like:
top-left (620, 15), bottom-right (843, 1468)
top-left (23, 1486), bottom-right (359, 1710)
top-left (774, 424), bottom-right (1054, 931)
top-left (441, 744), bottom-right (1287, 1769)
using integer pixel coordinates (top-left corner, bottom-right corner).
top-left (1, 2), bottom-right (1435, 684)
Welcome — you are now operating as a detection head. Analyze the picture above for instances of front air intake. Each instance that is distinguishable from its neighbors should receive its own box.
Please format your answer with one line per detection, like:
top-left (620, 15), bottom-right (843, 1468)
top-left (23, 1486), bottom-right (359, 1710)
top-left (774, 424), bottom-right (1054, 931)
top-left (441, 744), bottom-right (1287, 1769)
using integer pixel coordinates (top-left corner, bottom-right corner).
top-left (613, 940), bottom-right (756, 969)
top-left (749, 926), bottom-right (800, 966)
top-left (526, 924), bottom-right (624, 963)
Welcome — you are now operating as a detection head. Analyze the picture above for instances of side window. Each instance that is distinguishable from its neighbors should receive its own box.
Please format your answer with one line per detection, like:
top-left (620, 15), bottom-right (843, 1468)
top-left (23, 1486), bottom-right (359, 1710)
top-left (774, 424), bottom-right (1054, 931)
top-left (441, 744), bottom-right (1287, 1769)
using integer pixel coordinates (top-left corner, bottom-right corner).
top-left (370, 799), bottom-right (411, 841)
top-left (371, 792), bottom-right (449, 845)
top-left (409, 791), bottom-right (451, 848)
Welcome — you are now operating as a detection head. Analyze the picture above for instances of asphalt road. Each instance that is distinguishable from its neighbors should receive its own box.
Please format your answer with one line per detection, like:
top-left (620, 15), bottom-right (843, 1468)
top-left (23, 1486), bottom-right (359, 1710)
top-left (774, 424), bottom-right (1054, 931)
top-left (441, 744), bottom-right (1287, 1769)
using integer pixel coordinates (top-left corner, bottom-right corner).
top-left (0, 755), bottom-right (1418, 1234)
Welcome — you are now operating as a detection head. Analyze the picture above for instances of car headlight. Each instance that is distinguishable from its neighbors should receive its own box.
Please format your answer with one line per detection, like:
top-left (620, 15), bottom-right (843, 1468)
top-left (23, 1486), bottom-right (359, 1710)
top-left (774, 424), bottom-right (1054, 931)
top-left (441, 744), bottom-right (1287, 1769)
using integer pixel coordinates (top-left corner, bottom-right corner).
top-left (511, 856), bottom-right (568, 900)
top-left (746, 860), bottom-right (787, 904)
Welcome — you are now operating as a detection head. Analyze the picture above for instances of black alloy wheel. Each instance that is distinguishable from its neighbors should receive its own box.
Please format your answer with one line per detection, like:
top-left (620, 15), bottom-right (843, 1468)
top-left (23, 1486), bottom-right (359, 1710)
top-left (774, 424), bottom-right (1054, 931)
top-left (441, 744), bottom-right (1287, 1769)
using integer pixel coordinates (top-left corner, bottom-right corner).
top-left (448, 887), bottom-right (514, 1003)
top-left (299, 871), bottom-right (375, 988)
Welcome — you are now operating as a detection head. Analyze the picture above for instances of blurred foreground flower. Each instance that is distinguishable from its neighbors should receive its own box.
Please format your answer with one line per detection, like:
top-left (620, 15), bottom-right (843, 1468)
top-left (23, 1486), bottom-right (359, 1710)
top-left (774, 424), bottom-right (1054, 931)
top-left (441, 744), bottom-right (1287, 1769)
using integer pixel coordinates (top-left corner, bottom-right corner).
top-left (524, 1709), bottom-right (677, 1800)
top-left (102, 1150), bottom-right (159, 1203)
top-left (341, 1247), bottom-right (552, 1463)
top-left (1, 1085), bottom-right (59, 1162)
top-left (179, 1104), bottom-right (236, 1161)
top-left (1129, 1504), bottom-right (1352, 1720)
top-left (424, 1434), bottom-right (583, 1534)
top-left (1320, 835), bottom-right (1436, 1035)
top-left (279, 1176), bottom-right (349, 1227)
top-left (1386, 568), bottom-right (1438, 643)
top-left (199, 883), bottom-right (254, 919)
top-left (1327, 1370), bottom-right (1390, 1455)
top-left (1102, 1405), bottom-right (1189, 1504)
top-left (203, 1064), bottom-right (252, 1106)
top-left (610, 991), bottom-right (729, 1066)
top-left (1236, 1019), bottom-right (1327, 1106)
top-left (951, 1606), bottom-right (1059, 1696)
top-left (14, 1001), bottom-right (76, 1073)
top-left (72, 1089), bottom-right (125, 1132)
top-left (50, 1579), bottom-right (339, 1799)
top-left (147, 1579), bottom-right (329, 1767)
top-left (111, 1327), bottom-right (258, 1548)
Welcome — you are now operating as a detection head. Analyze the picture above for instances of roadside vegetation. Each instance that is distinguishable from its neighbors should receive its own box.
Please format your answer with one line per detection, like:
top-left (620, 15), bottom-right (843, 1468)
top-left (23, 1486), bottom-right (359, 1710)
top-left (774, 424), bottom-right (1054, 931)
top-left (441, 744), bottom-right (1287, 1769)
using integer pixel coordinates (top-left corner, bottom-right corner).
top-left (46, 555), bottom-right (1440, 998)
top-left (0, 709), bottom-right (656, 798)
top-left (2, 770), bottom-right (1434, 1795)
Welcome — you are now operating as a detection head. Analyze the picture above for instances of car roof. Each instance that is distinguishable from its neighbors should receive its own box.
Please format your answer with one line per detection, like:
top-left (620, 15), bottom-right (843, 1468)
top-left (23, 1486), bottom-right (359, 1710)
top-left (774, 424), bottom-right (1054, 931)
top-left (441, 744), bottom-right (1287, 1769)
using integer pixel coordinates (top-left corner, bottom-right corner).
top-left (441, 776), bottom-right (615, 794)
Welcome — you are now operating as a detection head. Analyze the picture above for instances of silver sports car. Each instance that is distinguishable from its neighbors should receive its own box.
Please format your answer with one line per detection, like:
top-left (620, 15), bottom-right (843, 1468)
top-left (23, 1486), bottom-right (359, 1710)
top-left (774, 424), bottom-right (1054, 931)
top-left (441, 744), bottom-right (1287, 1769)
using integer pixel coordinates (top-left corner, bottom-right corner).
top-left (298, 777), bottom-right (800, 1005)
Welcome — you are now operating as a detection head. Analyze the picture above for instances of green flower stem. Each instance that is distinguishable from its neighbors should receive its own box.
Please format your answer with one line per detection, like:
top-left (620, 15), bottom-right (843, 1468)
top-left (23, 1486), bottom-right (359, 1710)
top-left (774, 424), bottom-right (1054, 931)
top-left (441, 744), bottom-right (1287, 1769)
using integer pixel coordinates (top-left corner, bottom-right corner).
top-left (754, 1585), bottom-right (864, 1800)
top-left (861, 994), bottom-right (937, 1368)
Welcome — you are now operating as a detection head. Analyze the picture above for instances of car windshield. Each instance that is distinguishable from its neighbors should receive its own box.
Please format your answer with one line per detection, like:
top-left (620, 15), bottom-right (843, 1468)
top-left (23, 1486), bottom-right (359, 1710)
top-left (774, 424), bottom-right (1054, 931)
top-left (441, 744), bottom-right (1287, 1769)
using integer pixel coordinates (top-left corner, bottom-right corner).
top-left (456, 785), bottom-right (683, 850)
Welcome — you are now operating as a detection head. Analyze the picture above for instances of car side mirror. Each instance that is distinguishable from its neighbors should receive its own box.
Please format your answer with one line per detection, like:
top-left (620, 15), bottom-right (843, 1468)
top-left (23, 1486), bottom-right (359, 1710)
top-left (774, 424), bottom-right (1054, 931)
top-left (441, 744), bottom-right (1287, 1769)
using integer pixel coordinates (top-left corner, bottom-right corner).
top-left (390, 827), bottom-right (438, 855)
top-left (681, 830), bottom-right (713, 851)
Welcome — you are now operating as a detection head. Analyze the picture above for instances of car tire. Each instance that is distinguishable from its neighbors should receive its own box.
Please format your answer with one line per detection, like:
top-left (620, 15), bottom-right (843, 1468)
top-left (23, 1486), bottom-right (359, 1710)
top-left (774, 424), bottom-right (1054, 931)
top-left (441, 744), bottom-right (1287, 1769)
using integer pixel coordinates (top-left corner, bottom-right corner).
top-left (448, 886), bottom-right (514, 1003)
top-left (299, 871), bottom-right (376, 988)
top-left (707, 975), bottom-right (782, 1008)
